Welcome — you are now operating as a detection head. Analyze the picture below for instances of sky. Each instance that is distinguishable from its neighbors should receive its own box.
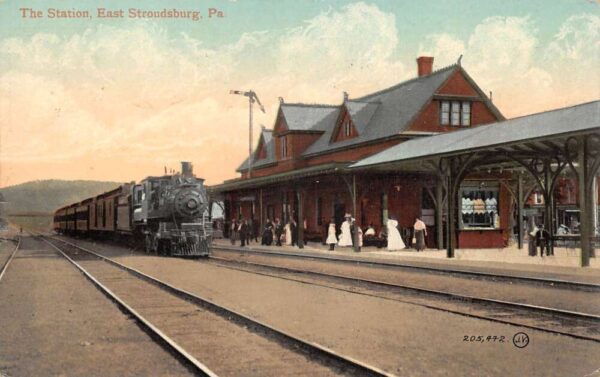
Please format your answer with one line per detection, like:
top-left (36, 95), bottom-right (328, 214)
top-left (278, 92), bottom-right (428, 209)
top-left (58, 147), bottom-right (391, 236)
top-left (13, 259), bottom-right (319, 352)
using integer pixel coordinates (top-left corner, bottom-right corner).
top-left (0, 0), bottom-right (598, 187)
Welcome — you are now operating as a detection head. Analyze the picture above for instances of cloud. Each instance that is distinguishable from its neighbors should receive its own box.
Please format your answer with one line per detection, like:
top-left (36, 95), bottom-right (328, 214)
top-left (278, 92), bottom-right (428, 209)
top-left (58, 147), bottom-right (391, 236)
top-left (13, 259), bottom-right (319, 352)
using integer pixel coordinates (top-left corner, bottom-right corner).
top-left (1, 1), bottom-right (411, 186)
top-left (418, 34), bottom-right (465, 67)
top-left (1, 5), bottom-right (599, 187)
top-left (544, 14), bottom-right (600, 106)
top-left (276, 2), bottom-right (405, 96)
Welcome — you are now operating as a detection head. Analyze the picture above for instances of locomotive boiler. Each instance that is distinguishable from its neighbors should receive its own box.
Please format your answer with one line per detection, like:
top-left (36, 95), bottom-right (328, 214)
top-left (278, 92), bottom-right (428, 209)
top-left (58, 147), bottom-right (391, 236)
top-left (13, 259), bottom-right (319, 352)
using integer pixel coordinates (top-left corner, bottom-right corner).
top-left (53, 162), bottom-right (211, 257)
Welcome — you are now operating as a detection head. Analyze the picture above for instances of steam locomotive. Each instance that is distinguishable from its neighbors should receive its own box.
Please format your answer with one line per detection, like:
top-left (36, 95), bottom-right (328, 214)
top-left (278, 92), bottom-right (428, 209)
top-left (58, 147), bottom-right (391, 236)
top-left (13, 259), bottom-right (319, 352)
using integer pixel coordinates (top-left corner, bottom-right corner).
top-left (53, 162), bottom-right (211, 256)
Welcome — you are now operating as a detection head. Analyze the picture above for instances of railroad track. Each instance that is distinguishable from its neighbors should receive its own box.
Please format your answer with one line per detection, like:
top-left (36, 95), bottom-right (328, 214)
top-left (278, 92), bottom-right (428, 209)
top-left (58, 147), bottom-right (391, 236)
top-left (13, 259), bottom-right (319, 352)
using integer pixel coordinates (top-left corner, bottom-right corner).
top-left (0, 235), bottom-right (21, 282)
top-left (207, 253), bottom-right (600, 343)
top-left (40, 235), bottom-right (393, 377)
top-left (212, 246), bottom-right (600, 292)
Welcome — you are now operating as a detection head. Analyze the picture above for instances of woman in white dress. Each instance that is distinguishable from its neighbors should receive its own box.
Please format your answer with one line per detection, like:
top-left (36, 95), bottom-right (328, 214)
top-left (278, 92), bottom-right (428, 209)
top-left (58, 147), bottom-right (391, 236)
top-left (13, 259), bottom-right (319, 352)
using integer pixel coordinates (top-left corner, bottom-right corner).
top-left (386, 217), bottom-right (405, 251)
top-left (284, 221), bottom-right (292, 246)
top-left (326, 218), bottom-right (337, 250)
top-left (338, 215), bottom-right (353, 247)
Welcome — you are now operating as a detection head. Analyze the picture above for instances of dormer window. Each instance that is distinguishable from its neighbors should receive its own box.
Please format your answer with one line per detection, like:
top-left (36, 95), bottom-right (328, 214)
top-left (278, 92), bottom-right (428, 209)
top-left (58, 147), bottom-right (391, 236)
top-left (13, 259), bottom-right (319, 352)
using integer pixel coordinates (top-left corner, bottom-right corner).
top-left (441, 100), bottom-right (471, 127)
top-left (281, 136), bottom-right (288, 158)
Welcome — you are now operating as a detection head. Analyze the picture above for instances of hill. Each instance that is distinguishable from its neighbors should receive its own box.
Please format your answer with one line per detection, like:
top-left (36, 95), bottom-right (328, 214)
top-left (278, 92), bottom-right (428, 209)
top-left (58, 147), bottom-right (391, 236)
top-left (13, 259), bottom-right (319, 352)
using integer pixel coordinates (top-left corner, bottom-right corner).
top-left (0, 180), bottom-right (122, 214)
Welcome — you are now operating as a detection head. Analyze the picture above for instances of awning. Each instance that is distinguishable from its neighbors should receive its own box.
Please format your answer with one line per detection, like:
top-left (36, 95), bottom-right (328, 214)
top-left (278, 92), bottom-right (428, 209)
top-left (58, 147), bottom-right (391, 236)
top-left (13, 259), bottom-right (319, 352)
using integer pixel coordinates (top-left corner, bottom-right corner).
top-left (208, 162), bottom-right (352, 194)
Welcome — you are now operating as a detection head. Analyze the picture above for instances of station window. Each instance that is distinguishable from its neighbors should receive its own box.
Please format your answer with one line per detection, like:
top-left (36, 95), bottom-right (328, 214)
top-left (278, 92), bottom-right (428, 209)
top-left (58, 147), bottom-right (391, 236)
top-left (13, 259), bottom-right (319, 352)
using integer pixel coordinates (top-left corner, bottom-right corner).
top-left (460, 183), bottom-right (499, 229)
top-left (281, 136), bottom-right (288, 158)
top-left (441, 100), bottom-right (471, 127)
top-left (344, 119), bottom-right (352, 137)
top-left (440, 101), bottom-right (450, 125)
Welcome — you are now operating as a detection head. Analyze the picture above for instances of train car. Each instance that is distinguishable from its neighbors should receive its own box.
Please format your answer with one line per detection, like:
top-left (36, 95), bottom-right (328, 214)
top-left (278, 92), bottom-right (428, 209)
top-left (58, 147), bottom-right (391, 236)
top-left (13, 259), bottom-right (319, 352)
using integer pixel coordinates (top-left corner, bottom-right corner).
top-left (53, 206), bottom-right (68, 233)
top-left (76, 199), bottom-right (91, 233)
top-left (52, 162), bottom-right (211, 256)
top-left (66, 205), bottom-right (77, 234)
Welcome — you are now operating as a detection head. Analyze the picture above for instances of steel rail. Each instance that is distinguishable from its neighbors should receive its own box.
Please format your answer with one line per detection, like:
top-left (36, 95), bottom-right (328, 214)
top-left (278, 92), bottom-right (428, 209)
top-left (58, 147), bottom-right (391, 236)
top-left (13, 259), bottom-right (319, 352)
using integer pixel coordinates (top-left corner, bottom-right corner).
top-left (207, 255), bottom-right (600, 343)
top-left (212, 245), bottom-right (600, 291)
top-left (41, 236), bottom-right (219, 377)
top-left (48, 236), bottom-right (395, 377)
top-left (209, 254), bottom-right (600, 321)
top-left (0, 236), bottom-right (21, 282)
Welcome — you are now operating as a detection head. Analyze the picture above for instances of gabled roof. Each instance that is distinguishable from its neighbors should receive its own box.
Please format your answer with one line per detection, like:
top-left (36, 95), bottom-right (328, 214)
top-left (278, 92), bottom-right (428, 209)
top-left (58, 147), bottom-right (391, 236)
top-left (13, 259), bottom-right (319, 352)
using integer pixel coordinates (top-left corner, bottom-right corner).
top-left (278, 103), bottom-right (338, 133)
top-left (238, 62), bottom-right (504, 173)
top-left (302, 64), bottom-right (459, 156)
top-left (237, 128), bottom-right (276, 172)
top-left (351, 100), bottom-right (600, 169)
top-left (329, 100), bottom-right (380, 143)
top-left (345, 100), bottom-right (380, 134)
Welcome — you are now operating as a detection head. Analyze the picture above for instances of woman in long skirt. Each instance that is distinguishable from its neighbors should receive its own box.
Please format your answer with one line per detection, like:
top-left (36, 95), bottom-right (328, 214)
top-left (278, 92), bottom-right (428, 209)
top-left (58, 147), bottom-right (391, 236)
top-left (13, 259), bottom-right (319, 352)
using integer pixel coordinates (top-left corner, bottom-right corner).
top-left (386, 217), bottom-right (405, 251)
top-left (338, 215), bottom-right (353, 247)
top-left (413, 217), bottom-right (427, 251)
top-left (230, 219), bottom-right (238, 245)
top-left (284, 221), bottom-right (292, 246)
top-left (326, 218), bottom-right (337, 250)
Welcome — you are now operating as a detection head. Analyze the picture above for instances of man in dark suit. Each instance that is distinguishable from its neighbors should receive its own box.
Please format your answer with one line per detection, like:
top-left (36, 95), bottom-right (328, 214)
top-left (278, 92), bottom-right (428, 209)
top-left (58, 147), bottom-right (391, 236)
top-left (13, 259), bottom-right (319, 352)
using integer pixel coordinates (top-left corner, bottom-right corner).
top-left (535, 225), bottom-right (551, 257)
top-left (274, 218), bottom-right (283, 246)
top-left (239, 219), bottom-right (248, 247)
top-left (291, 219), bottom-right (298, 246)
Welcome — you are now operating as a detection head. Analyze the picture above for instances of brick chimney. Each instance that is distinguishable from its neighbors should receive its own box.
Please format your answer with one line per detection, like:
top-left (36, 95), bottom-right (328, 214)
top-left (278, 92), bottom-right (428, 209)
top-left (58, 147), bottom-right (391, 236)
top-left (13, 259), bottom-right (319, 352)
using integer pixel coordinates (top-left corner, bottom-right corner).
top-left (416, 56), bottom-right (434, 77)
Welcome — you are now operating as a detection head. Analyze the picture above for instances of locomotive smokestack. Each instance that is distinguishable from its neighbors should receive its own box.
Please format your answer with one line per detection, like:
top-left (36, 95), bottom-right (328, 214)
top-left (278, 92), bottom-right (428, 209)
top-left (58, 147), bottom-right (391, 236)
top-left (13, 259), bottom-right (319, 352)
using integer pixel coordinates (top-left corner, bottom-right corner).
top-left (181, 161), bottom-right (193, 178)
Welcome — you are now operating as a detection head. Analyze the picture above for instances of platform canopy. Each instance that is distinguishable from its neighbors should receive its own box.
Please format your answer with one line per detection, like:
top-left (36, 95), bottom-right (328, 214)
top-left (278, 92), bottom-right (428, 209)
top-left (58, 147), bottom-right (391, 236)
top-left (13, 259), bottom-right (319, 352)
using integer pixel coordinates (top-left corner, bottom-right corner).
top-left (350, 100), bottom-right (599, 172)
top-left (351, 100), bottom-right (600, 266)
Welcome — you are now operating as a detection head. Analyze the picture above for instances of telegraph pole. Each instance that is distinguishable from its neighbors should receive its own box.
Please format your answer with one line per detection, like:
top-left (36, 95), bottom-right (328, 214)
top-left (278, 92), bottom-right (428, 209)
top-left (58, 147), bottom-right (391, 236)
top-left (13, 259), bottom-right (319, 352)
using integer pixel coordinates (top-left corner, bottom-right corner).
top-left (230, 90), bottom-right (265, 179)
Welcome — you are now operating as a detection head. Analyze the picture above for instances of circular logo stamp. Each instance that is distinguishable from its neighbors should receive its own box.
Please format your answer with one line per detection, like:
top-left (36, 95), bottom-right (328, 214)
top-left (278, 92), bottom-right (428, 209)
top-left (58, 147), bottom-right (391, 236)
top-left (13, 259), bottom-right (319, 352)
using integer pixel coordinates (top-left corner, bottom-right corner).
top-left (512, 332), bottom-right (530, 348)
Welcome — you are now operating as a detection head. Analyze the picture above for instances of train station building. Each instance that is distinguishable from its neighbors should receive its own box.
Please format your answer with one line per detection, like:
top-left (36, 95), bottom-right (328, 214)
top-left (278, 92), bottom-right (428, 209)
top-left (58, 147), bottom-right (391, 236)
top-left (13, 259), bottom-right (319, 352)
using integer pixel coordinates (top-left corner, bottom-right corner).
top-left (209, 56), bottom-right (600, 266)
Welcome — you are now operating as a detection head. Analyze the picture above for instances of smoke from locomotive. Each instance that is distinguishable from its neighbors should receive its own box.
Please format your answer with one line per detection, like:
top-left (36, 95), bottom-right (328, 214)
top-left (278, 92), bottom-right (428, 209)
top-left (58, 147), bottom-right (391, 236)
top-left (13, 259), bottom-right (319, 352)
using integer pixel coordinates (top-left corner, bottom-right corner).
top-left (53, 162), bottom-right (212, 256)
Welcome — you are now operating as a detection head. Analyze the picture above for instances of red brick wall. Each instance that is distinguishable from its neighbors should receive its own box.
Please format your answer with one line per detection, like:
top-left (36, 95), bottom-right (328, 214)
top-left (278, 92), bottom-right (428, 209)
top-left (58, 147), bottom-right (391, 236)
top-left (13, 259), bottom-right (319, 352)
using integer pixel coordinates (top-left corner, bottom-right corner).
top-left (458, 230), bottom-right (504, 248)
top-left (387, 177), bottom-right (422, 228)
top-left (291, 133), bottom-right (322, 157)
top-left (437, 70), bottom-right (478, 96)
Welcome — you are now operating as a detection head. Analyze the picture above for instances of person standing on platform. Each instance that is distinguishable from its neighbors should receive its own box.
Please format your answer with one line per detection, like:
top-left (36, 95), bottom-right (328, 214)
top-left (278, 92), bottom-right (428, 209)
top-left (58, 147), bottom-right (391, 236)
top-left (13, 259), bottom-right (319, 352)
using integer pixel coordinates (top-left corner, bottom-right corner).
top-left (527, 218), bottom-right (538, 257)
top-left (326, 218), bottom-right (337, 250)
top-left (230, 219), bottom-right (238, 245)
top-left (291, 219), bottom-right (298, 247)
top-left (356, 222), bottom-right (363, 252)
top-left (413, 217), bottom-right (427, 251)
top-left (302, 218), bottom-right (308, 245)
top-left (274, 218), bottom-right (283, 246)
top-left (262, 219), bottom-right (273, 246)
top-left (239, 219), bottom-right (248, 247)
top-left (321, 218), bottom-right (328, 245)
top-left (252, 218), bottom-right (259, 243)
top-left (246, 218), bottom-right (253, 244)
top-left (536, 224), bottom-right (550, 257)
top-left (386, 216), bottom-right (405, 251)
top-left (284, 220), bottom-right (292, 246)
top-left (338, 214), bottom-right (353, 247)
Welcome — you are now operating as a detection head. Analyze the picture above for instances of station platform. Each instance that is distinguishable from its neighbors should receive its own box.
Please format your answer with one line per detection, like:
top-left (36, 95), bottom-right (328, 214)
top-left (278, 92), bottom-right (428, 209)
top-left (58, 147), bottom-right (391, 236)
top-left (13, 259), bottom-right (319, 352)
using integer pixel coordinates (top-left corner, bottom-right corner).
top-left (211, 238), bottom-right (600, 284)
